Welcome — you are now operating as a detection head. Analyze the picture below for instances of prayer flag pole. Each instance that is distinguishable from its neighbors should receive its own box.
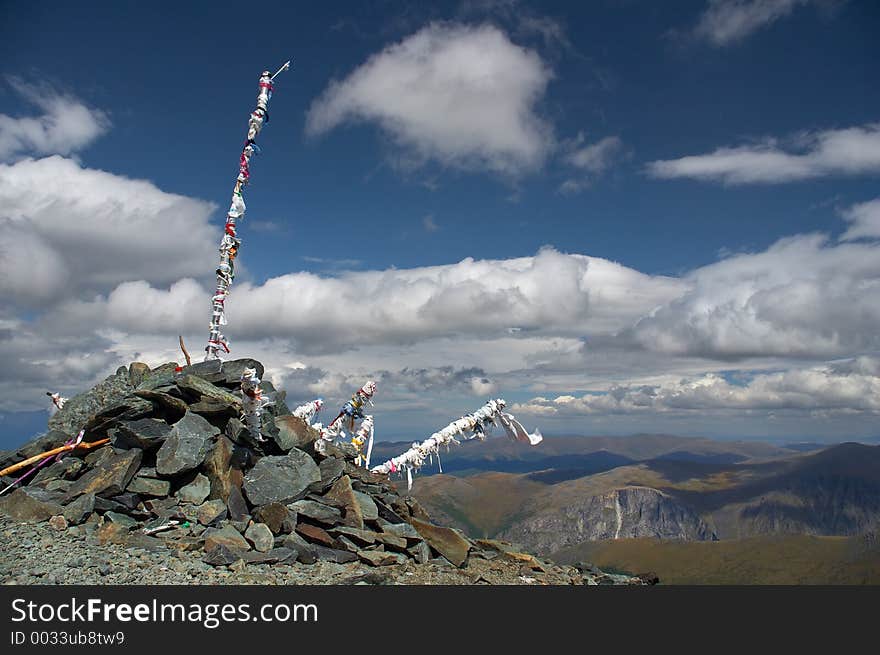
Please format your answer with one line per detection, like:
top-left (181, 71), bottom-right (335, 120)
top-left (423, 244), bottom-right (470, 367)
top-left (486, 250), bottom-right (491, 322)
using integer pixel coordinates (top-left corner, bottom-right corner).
top-left (205, 61), bottom-right (291, 361)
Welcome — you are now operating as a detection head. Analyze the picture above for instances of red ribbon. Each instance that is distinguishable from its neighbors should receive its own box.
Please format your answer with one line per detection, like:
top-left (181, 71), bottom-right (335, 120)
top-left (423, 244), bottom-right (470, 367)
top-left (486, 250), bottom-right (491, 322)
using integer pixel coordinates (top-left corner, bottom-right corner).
top-left (208, 339), bottom-right (230, 353)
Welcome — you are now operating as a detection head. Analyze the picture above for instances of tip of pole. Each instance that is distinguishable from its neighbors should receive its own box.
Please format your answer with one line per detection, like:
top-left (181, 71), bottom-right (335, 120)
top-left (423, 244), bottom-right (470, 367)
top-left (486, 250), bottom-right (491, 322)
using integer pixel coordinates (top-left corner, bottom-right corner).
top-left (272, 60), bottom-right (292, 80)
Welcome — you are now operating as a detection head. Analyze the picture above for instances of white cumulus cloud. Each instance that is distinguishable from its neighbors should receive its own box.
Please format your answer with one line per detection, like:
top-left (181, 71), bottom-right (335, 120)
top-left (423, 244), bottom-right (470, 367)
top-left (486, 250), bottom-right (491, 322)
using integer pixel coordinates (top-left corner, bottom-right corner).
top-left (647, 123), bottom-right (880, 185)
top-left (71, 247), bottom-right (682, 352)
top-left (306, 22), bottom-right (554, 176)
top-left (0, 156), bottom-right (218, 307)
top-left (0, 78), bottom-right (111, 161)
top-left (626, 232), bottom-right (880, 359)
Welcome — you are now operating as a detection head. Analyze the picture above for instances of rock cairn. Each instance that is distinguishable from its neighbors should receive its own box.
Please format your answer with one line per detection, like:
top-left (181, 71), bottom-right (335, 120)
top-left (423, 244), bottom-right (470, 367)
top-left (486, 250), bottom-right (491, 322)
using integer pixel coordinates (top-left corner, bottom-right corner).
top-left (0, 359), bottom-right (651, 583)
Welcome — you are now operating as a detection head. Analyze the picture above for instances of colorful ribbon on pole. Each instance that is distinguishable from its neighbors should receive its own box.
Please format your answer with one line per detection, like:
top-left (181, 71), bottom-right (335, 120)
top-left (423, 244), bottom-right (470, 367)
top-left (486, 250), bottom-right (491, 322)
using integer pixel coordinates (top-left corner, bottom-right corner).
top-left (317, 381), bottom-right (377, 461)
top-left (240, 367), bottom-right (271, 442)
top-left (205, 61), bottom-right (291, 361)
top-left (371, 399), bottom-right (542, 490)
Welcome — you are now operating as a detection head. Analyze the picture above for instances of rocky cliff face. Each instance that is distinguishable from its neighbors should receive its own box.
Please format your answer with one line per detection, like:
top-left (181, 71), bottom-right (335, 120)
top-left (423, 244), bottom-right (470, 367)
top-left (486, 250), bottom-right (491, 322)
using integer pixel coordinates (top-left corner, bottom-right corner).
top-left (500, 486), bottom-right (716, 555)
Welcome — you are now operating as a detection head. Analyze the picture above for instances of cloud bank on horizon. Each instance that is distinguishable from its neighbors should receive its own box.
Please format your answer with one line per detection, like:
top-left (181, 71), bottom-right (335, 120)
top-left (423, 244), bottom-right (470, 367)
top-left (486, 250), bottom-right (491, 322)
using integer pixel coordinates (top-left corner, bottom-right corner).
top-left (0, 1), bottom-right (877, 442)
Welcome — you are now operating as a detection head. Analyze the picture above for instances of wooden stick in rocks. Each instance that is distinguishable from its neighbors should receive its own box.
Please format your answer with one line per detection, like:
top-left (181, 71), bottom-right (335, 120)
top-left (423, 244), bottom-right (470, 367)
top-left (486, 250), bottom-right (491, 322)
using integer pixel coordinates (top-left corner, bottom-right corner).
top-left (179, 335), bottom-right (192, 367)
top-left (0, 438), bottom-right (111, 478)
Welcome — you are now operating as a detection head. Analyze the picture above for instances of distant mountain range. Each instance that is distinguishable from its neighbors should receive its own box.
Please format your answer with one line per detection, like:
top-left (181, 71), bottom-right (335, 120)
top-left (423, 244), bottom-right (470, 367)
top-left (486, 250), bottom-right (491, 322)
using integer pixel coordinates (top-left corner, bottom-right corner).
top-left (373, 434), bottom-right (880, 583)
top-left (371, 433), bottom-right (799, 477)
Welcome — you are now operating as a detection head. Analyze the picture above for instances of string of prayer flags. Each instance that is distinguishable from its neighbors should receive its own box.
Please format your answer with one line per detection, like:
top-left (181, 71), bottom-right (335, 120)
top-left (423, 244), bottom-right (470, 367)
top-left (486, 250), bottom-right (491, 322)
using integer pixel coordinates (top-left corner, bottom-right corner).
top-left (371, 399), bottom-right (542, 490)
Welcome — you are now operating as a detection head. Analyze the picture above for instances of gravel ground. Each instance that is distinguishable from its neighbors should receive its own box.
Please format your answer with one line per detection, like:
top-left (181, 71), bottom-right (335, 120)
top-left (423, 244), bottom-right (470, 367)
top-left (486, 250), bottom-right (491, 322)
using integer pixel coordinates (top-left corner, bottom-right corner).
top-left (0, 516), bottom-right (640, 586)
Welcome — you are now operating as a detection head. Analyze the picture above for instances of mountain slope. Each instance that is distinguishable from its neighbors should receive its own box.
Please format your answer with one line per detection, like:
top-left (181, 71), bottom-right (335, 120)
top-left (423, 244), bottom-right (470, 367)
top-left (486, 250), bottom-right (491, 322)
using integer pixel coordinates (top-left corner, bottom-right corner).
top-left (409, 441), bottom-right (880, 555)
top-left (552, 534), bottom-right (880, 585)
top-left (499, 486), bottom-right (716, 553)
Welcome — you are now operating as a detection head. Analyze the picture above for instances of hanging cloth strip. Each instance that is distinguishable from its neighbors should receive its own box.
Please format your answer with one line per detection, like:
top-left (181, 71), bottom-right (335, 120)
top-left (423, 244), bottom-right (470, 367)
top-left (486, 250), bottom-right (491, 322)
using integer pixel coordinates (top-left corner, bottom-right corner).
top-left (292, 399), bottom-right (324, 426)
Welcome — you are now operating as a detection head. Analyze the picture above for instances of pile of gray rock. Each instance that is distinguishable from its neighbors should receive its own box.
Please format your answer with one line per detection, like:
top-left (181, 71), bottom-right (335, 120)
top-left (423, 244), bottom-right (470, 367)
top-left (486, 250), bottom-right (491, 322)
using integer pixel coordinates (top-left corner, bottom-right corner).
top-left (0, 359), bottom-right (611, 579)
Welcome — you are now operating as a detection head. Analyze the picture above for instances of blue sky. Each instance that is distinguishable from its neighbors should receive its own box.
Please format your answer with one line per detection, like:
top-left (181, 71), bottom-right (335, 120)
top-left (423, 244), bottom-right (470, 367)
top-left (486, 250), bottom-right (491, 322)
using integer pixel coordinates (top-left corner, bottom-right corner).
top-left (1, 0), bottom-right (879, 448)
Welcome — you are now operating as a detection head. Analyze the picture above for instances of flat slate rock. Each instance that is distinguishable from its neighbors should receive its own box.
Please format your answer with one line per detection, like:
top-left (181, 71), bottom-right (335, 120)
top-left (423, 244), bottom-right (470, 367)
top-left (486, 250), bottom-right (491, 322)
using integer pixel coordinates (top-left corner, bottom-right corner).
top-left (189, 398), bottom-right (238, 417)
top-left (358, 550), bottom-right (398, 567)
top-left (224, 418), bottom-right (249, 445)
top-left (178, 358), bottom-right (264, 388)
top-left (176, 473), bottom-right (211, 505)
top-left (353, 490), bottom-right (379, 521)
top-left (281, 532), bottom-right (318, 564)
top-left (375, 532), bottom-right (408, 551)
top-left (374, 498), bottom-right (408, 525)
top-left (111, 418), bottom-right (172, 451)
top-left (295, 523), bottom-right (336, 547)
top-left (65, 448), bottom-right (142, 500)
top-left (126, 476), bottom-right (170, 497)
top-left (196, 499), bottom-right (228, 526)
top-left (253, 503), bottom-right (295, 535)
top-left (203, 524), bottom-right (250, 551)
top-left (411, 518), bottom-right (471, 568)
top-left (203, 543), bottom-right (247, 567)
top-left (82, 396), bottom-right (154, 439)
top-left (135, 366), bottom-right (179, 392)
top-left (226, 486), bottom-right (249, 521)
top-left (127, 362), bottom-right (151, 387)
top-left (245, 522), bottom-right (274, 553)
top-left (176, 375), bottom-right (241, 408)
top-left (132, 390), bottom-right (188, 420)
top-left (273, 415), bottom-right (319, 452)
top-left (408, 540), bottom-right (431, 564)
top-left (312, 545), bottom-right (358, 564)
top-left (32, 458), bottom-right (83, 484)
top-left (323, 475), bottom-right (364, 529)
top-left (202, 435), bottom-right (241, 503)
top-left (314, 457), bottom-right (345, 491)
top-left (104, 511), bottom-right (138, 529)
top-left (379, 520), bottom-right (421, 542)
top-left (62, 493), bottom-right (95, 525)
top-left (328, 526), bottom-right (377, 545)
top-left (155, 412), bottom-right (218, 476)
top-left (0, 488), bottom-right (63, 522)
top-left (289, 500), bottom-right (342, 525)
top-left (243, 449), bottom-right (320, 506)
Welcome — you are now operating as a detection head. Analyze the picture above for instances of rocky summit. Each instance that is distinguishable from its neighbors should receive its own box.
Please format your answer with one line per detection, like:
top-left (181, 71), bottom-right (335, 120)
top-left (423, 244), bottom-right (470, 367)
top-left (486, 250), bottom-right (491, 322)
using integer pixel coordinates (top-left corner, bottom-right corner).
top-left (0, 359), bottom-right (652, 586)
